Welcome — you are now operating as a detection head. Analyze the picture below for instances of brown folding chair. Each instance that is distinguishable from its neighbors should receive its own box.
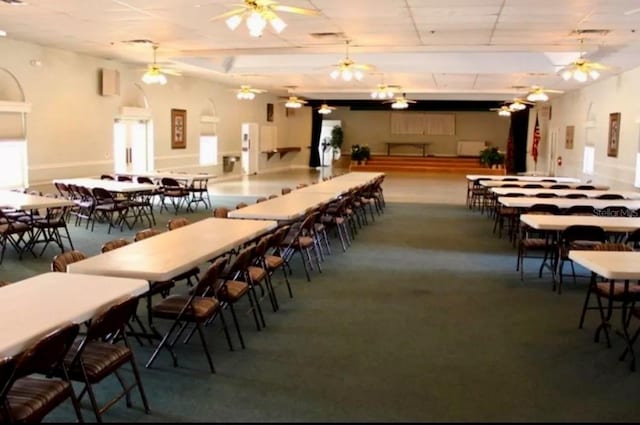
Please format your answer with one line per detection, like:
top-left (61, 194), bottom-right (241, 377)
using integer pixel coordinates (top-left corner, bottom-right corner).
top-left (65, 296), bottom-right (150, 421)
top-left (0, 323), bottom-right (83, 423)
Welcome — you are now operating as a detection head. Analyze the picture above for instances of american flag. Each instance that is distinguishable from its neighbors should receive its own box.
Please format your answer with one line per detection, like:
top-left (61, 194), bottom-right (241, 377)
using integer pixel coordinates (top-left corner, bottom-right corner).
top-left (531, 114), bottom-right (540, 163)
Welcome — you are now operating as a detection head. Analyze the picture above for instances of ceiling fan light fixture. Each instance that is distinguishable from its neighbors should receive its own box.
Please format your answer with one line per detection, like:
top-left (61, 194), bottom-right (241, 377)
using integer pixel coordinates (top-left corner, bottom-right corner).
top-left (391, 100), bottom-right (408, 110)
top-left (285, 100), bottom-right (302, 108)
top-left (589, 69), bottom-right (600, 80)
top-left (237, 91), bottom-right (255, 100)
top-left (526, 91), bottom-right (549, 102)
top-left (269, 15), bottom-right (287, 33)
top-left (142, 68), bottom-right (167, 85)
top-left (225, 14), bottom-right (242, 30)
top-left (246, 11), bottom-right (267, 36)
top-left (498, 109), bottom-right (511, 117)
top-left (318, 104), bottom-right (333, 114)
top-left (509, 101), bottom-right (526, 111)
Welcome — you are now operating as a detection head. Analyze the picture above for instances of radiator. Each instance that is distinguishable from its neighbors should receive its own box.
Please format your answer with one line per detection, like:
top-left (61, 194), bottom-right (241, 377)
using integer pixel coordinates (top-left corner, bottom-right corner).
top-left (457, 140), bottom-right (487, 157)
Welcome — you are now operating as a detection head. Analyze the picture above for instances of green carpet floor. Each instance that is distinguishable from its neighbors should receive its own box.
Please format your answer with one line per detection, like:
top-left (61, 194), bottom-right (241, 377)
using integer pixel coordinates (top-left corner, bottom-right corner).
top-left (3, 200), bottom-right (640, 422)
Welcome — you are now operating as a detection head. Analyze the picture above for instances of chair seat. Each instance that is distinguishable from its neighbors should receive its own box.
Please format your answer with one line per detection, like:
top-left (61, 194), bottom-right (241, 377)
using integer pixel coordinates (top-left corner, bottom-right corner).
top-left (594, 282), bottom-right (640, 300)
top-left (521, 238), bottom-right (548, 249)
top-left (152, 294), bottom-right (219, 320)
top-left (265, 255), bottom-right (284, 269)
top-left (248, 266), bottom-right (267, 282)
top-left (6, 377), bottom-right (72, 422)
top-left (0, 221), bottom-right (30, 234)
top-left (66, 340), bottom-right (131, 382)
top-left (220, 280), bottom-right (249, 302)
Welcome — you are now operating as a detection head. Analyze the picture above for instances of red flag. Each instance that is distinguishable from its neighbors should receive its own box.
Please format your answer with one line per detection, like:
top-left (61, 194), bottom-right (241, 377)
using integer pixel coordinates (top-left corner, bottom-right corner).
top-left (531, 114), bottom-right (540, 163)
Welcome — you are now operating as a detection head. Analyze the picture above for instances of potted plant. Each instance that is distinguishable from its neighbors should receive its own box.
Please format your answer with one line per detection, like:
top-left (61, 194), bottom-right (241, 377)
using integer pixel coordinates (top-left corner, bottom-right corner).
top-left (479, 147), bottom-right (505, 168)
top-left (331, 125), bottom-right (344, 160)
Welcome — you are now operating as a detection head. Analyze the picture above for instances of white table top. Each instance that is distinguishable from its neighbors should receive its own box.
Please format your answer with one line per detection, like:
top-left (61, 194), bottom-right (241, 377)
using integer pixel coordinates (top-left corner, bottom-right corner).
top-left (520, 214), bottom-right (640, 233)
top-left (490, 188), bottom-right (640, 199)
top-left (68, 218), bottom-right (277, 282)
top-left (467, 174), bottom-right (581, 183)
top-left (498, 197), bottom-right (640, 210)
top-left (0, 272), bottom-right (148, 357)
top-left (115, 172), bottom-right (215, 185)
top-left (569, 251), bottom-right (640, 281)
top-left (480, 180), bottom-right (609, 190)
top-left (54, 178), bottom-right (157, 193)
top-left (0, 190), bottom-right (75, 210)
top-left (330, 172), bottom-right (385, 181)
top-left (228, 191), bottom-right (336, 220)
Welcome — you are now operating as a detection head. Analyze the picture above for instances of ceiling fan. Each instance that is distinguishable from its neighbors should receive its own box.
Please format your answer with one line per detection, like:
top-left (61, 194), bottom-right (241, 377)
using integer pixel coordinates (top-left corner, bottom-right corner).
top-left (330, 40), bottom-right (374, 81)
top-left (506, 98), bottom-right (534, 111)
top-left (557, 39), bottom-right (612, 82)
top-left (210, 0), bottom-right (320, 37)
top-left (141, 44), bottom-right (181, 85)
top-left (279, 95), bottom-right (308, 108)
top-left (315, 103), bottom-right (336, 115)
top-left (525, 85), bottom-right (564, 102)
top-left (383, 93), bottom-right (417, 110)
top-left (490, 105), bottom-right (512, 117)
top-left (235, 84), bottom-right (266, 100)
top-left (371, 83), bottom-right (402, 99)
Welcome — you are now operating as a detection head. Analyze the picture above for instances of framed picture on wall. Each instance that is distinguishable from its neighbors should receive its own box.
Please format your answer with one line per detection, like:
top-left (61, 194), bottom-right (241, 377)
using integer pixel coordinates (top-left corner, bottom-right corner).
top-left (607, 112), bottom-right (620, 157)
top-left (171, 108), bottom-right (187, 149)
top-left (565, 125), bottom-right (574, 150)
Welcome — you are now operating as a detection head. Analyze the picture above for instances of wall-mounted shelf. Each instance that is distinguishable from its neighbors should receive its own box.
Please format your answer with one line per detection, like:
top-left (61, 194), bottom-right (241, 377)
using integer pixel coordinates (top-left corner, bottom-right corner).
top-left (262, 147), bottom-right (301, 160)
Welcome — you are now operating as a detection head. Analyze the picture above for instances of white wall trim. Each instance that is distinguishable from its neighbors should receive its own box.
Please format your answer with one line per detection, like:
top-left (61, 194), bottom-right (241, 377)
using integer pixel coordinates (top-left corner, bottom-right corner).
top-left (29, 159), bottom-right (112, 171)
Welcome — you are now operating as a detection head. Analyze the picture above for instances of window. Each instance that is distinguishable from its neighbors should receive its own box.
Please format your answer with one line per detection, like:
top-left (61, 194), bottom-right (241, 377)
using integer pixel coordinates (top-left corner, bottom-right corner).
top-left (199, 135), bottom-right (218, 166)
top-left (0, 140), bottom-right (28, 189)
top-left (582, 145), bottom-right (595, 175)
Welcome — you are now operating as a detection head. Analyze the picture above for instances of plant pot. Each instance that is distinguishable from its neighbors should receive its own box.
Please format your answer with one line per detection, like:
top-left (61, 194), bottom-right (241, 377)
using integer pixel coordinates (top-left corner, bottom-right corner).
top-left (333, 148), bottom-right (341, 161)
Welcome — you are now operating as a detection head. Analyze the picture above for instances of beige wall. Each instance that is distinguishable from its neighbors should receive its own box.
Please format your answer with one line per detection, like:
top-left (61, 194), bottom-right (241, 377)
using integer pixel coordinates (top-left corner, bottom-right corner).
top-left (0, 37), bottom-right (311, 188)
top-left (327, 107), bottom-right (510, 157)
top-left (530, 66), bottom-right (640, 189)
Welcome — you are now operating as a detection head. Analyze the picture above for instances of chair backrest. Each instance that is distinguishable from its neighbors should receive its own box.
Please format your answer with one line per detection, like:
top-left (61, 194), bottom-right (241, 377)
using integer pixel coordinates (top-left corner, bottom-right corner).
top-left (167, 217), bottom-right (190, 230)
top-left (527, 204), bottom-right (561, 215)
top-left (522, 184), bottom-right (543, 188)
top-left (92, 186), bottom-right (115, 203)
top-left (268, 194), bottom-right (279, 200)
top-left (11, 322), bottom-right (79, 380)
top-left (564, 205), bottom-right (595, 215)
top-left (235, 202), bottom-right (248, 210)
top-left (296, 183), bottom-right (308, 189)
top-left (226, 245), bottom-right (255, 280)
top-left (137, 176), bottom-right (154, 185)
top-left (596, 193), bottom-right (624, 200)
top-left (255, 197), bottom-right (267, 203)
top-left (0, 281), bottom-right (10, 287)
top-left (541, 179), bottom-right (557, 182)
top-left (565, 193), bottom-right (588, 199)
top-left (84, 296), bottom-right (139, 342)
top-left (592, 242), bottom-right (632, 252)
top-left (51, 250), bottom-right (87, 272)
top-left (561, 225), bottom-right (607, 245)
top-left (575, 185), bottom-right (595, 190)
top-left (193, 257), bottom-right (228, 297)
top-left (502, 177), bottom-right (518, 181)
top-left (212, 207), bottom-right (230, 218)
top-left (100, 174), bottom-right (114, 180)
top-left (281, 187), bottom-right (292, 195)
top-left (0, 356), bottom-right (15, 395)
top-left (134, 228), bottom-right (163, 242)
top-left (54, 182), bottom-right (69, 198)
top-left (549, 184), bottom-right (570, 189)
top-left (535, 193), bottom-right (558, 198)
top-left (161, 177), bottom-right (182, 188)
top-left (625, 228), bottom-right (640, 249)
top-left (117, 175), bottom-right (132, 182)
top-left (101, 238), bottom-right (130, 253)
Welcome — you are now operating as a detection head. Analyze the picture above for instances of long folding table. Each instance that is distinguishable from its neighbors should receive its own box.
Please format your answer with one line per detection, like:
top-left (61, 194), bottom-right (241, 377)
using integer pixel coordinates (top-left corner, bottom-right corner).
top-left (0, 272), bottom-right (148, 357)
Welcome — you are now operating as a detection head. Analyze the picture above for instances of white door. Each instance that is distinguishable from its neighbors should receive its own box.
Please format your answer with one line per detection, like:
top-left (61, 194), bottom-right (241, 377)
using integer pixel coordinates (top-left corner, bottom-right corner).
top-left (319, 120), bottom-right (341, 168)
top-left (241, 122), bottom-right (259, 175)
top-left (113, 119), bottom-right (153, 174)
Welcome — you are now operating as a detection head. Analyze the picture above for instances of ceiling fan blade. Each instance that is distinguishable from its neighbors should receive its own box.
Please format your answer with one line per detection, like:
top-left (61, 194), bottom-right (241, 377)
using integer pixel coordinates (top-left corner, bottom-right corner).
top-left (272, 5), bottom-right (321, 16)
top-left (210, 7), bottom-right (247, 21)
top-left (586, 62), bottom-right (611, 70)
top-left (353, 63), bottom-right (374, 71)
top-left (161, 69), bottom-right (182, 76)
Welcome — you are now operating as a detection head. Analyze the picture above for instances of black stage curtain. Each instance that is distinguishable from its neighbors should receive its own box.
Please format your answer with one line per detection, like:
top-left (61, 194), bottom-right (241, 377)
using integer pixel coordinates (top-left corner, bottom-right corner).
top-left (309, 109), bottom-right (322, 167)
top-left (511, 109), bottom-right (530, 173)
